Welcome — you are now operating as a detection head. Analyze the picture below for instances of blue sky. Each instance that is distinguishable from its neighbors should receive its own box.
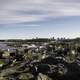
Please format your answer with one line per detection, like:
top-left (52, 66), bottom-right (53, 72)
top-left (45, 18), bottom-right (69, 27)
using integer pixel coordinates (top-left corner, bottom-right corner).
top-left (0, 0), bottom-right (80, 39)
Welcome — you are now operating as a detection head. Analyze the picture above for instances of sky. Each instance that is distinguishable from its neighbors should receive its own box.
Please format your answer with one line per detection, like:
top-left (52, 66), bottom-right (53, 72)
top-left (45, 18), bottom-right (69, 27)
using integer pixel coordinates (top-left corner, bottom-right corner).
top-left (0, 0), bottom-right (80, 39)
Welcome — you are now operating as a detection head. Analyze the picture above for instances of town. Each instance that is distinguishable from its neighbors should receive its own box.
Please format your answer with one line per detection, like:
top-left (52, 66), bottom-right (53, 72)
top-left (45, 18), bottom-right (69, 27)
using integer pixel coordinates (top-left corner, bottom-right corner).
top-left (0, 38), bottom-right (80, 80)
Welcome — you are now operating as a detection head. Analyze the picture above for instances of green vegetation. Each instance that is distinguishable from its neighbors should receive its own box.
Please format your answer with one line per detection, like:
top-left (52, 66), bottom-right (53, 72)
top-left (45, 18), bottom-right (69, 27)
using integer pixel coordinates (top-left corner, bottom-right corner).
top-left (0, 38), bottom-right (80, 80)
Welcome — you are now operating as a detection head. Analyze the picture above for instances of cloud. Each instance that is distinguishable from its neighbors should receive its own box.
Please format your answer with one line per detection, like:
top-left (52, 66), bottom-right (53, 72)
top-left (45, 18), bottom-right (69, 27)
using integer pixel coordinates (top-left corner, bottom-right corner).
top-left (0, 0), bottom-right (80, 24)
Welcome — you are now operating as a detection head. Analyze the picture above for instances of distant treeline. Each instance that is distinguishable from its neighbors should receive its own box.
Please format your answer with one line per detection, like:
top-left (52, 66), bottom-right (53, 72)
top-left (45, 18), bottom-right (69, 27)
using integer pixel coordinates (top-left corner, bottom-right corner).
top-left (0, 38), bottom-right (80, 43)
top-left (0, 38), bottom-right (53, 43)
